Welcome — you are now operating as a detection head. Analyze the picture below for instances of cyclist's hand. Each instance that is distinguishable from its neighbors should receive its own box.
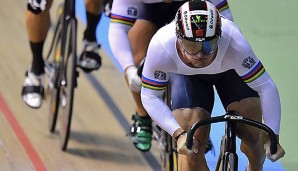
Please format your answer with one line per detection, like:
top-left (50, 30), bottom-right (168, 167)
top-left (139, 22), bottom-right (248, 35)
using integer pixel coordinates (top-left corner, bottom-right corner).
top-left (27, 0), bottom-right (47, 14)
top-left (125, 66), bottom-right (142, 93)
top-left (264, 141), bottom-right (285, 162)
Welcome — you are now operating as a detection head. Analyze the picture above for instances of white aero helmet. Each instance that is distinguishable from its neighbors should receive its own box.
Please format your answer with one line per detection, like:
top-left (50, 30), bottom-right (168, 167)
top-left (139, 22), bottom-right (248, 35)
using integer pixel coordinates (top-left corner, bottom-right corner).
top-left (175, 0), bottom-right (221, 42)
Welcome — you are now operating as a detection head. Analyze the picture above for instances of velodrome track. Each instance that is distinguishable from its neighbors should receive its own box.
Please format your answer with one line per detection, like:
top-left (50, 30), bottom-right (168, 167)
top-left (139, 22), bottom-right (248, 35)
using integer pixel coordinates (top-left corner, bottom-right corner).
top-left (0, 0), bottom-right (297, 170)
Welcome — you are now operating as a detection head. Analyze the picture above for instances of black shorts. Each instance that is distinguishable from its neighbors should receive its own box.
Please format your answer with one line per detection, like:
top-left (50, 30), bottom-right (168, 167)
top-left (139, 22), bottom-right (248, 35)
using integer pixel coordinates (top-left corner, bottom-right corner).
top-left (138, 1), bottom-right (186, 29)
top-left (169, 70), bottom-right (259, 113)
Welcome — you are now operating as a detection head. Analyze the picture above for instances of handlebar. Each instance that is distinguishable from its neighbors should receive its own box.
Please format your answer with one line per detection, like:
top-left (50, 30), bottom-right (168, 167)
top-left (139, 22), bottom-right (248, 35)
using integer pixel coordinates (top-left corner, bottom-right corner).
top-left (185, 110), bottom-right (278, 154)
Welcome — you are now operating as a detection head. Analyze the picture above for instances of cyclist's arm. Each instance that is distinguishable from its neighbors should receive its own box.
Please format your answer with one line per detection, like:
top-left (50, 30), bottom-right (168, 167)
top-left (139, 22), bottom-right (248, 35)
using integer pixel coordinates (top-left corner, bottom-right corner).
top-left (251, 78), bottom-right (281, 135)
top-left (237, 52), bottom-right (281, 135)
top-left (108, 22), bottom-right (134, 72)
top-left (140, 33), bottom-right (181, 136)
top-left (141, 87), bottom-right (181, 136)
top-left (224, 26), bottom-right (281, 135)
top-left (108, 0), bottom-right (143, 72)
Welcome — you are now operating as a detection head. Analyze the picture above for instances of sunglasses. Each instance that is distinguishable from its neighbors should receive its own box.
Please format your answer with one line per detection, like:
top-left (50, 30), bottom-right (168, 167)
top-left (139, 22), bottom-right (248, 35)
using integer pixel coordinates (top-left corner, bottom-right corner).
top-left (178, 37), bottom-right (219, 55)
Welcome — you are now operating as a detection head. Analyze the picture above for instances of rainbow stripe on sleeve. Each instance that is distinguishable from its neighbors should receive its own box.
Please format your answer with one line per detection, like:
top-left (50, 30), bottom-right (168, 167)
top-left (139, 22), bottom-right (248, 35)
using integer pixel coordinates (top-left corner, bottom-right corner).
top-left (142, 76), bottom-right (168, 91)
top-left (110, 14), bottom-right (136, 26)
top-left (216, 0), bottom-right (230, 13)
top-left (241, 61), bottom-right (266, 83)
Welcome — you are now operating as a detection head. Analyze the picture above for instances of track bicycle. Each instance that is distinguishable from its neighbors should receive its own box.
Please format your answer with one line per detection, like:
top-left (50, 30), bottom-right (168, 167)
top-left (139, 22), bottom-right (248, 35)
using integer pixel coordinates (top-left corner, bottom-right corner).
top-left (44, 0), bottom-right (78, 151)
top-left (185, 110), bottom-right (278, 171)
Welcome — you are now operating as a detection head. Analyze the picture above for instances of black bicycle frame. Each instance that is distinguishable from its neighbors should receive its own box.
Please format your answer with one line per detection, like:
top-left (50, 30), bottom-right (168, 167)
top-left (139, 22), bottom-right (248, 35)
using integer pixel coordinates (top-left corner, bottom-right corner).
top-left (61, 0), bottom-right (76, 55)
top-left (60, 0), bottom-right (78, 85)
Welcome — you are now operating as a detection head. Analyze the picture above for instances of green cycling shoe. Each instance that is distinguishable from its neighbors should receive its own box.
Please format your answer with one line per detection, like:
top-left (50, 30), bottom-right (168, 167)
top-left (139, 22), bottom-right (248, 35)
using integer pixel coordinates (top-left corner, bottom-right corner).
top-left (129, 113), bottom-right (152, 152)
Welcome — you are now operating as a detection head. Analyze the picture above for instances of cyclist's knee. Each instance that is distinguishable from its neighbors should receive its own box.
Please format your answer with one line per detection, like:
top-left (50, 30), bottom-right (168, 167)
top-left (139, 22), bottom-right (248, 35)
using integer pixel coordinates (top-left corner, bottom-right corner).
top-left (173, 107), bottom-right (210, 130)
top-left (174, 108), bottom-right (210, 152)
top-left (228, 97), bottom-right (263, 144)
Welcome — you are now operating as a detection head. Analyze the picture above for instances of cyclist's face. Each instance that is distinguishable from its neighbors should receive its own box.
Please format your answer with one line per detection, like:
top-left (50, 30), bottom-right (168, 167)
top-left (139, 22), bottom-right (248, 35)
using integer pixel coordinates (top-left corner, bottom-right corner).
top-left (178, 37), bottom-right (218, 68)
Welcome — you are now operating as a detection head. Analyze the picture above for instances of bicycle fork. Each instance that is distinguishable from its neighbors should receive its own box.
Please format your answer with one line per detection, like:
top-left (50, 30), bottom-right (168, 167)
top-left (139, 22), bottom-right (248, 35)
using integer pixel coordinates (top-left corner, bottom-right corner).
top-left (222, 121), bottom-right (238, 171)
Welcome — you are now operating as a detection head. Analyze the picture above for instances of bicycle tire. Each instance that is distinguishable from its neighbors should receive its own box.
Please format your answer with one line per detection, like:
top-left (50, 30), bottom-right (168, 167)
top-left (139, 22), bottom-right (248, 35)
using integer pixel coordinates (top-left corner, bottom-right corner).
top-left (59, 18), bottom-right (77, 151)
top-left (47, 66), bottom-right (61, 133)
top-left (223, 152), bottom-right (238, 171)
top-left (47, 15), bottom-right (63, 133)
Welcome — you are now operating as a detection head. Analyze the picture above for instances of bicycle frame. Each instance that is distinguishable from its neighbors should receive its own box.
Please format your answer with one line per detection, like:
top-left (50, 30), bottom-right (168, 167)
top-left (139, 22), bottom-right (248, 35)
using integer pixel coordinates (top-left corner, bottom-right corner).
top-left (45, 0), bottom-right (77, 88)
top-left (185, 110), bottom-right (278, 171)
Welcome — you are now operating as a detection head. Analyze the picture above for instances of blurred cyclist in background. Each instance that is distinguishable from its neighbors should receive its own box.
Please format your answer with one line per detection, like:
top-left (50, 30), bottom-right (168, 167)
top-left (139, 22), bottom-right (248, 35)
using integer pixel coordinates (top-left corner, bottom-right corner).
top-left (22, 0), bottom-right (104, 108)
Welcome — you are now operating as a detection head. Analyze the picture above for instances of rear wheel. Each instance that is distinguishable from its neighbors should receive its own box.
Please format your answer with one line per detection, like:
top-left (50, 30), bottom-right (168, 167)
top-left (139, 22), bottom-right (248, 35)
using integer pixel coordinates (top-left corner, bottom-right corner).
top-left (59, 18), bottom-right (77, 151)
top-left (161, 131), bottom-right (177, 171)
top-left (160, 85), bottom-right (178, 171)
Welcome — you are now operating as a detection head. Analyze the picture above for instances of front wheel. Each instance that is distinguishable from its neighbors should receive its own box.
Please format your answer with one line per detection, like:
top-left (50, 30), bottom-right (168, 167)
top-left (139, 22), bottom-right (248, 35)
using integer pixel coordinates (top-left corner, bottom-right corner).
top-left (59, 18), bottom-right (77, 151)
top-left (223, 152), bottom-right (238, 171)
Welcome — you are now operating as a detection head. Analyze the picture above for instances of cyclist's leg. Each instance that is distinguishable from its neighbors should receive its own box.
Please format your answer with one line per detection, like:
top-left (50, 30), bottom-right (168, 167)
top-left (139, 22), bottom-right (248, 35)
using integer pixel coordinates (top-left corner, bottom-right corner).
top-left (174, 108), bottom-right (210, 171)
top-left (216, 70), bottom-right (265, 171)
top-left (23, 0), bottom-right (53, 108)
top-left (170, 73), bottom-right (214, 171)
top-left (228, 98), bottom-right (265, 171)
top-left (79, 0), bottom-right (103, 72)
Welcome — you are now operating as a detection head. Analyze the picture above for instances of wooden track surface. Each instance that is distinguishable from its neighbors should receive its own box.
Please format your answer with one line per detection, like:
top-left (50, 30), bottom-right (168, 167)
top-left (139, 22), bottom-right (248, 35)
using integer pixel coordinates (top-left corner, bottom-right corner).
top-left (0, 0), bottom-right (161, 170)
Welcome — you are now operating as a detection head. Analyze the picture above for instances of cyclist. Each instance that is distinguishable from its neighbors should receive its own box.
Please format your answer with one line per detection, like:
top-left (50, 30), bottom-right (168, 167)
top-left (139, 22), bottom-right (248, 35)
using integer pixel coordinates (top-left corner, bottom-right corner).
top-left (126, 0), bottom-right (234, 152)
top-left (140, 1), bottom-right (285, 171)
top-left (22, 0), bottom-right (104, 108)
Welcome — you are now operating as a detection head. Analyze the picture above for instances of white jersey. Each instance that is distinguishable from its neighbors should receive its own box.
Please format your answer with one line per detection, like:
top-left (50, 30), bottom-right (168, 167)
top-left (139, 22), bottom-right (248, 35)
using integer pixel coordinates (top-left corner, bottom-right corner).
top-left (141, 18), bottom-right (281, 135)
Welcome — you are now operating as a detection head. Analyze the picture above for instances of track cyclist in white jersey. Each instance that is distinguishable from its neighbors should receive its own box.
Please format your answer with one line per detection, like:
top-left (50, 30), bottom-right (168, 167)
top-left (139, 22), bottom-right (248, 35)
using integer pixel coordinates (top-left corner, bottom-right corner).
top-left (140, 1), bottom-right (285, 171)
top-left (108, 0), bottom-right (235, 152)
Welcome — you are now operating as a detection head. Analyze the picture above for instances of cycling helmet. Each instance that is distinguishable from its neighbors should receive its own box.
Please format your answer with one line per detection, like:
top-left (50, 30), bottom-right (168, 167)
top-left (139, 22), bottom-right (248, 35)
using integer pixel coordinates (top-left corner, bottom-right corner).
top-left (175, 0), bottom-right (221, 42)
